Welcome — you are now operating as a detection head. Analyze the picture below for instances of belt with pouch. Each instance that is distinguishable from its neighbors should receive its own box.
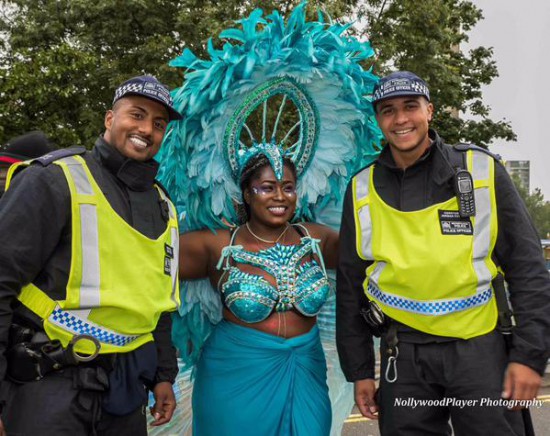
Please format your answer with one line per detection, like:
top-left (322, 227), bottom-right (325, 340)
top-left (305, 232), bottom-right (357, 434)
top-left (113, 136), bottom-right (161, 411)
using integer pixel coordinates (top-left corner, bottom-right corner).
top-left (6, 323), bottom-right (109, 383)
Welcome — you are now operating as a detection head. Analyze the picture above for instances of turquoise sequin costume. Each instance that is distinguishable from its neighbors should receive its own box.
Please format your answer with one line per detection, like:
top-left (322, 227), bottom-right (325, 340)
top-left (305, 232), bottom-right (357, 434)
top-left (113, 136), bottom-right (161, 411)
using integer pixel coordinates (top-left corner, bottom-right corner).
top-left (191, 225), bottom-right (333, 434)
top-left (218, 225), bottom-right (331, 322)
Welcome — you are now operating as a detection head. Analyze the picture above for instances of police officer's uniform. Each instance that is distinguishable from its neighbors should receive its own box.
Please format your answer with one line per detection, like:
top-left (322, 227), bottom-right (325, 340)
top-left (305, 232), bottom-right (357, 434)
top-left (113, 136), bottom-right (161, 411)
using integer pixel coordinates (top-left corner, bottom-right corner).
top-left (336, 129), bottom-right (550, 435)
top-left (0, 138), bottom-right (180, 435)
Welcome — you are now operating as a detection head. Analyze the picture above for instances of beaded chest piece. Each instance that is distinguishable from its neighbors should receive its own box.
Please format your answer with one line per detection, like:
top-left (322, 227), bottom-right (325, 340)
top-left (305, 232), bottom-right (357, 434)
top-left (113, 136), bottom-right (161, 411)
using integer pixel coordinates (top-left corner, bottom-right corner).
top-left (216, 226), bottom-right (331, 323)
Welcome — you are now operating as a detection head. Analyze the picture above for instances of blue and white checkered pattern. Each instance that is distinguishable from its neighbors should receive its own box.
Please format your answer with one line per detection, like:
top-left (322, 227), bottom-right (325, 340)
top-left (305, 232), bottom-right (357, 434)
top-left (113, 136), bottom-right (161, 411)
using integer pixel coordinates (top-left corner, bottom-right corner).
top-left (372, 71), bottom-right (430, 104)
top-left (410, 81), bottom-right (429, 97)
top-left (111, 76), bottom-right (183, 122)
top-left (114, 80), bottom-right (173, 106)
top-left (50, 308), bottom-right (140, 347)
top-left (367, 283), bottom-right (492, 316)
top-left (114, 83), bottom-right (145, 102)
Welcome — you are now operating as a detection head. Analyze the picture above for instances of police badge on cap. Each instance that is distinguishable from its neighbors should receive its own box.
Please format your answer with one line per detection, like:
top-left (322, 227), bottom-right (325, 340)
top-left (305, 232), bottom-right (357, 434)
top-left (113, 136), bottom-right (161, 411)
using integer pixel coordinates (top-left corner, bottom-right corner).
top-left (113, 75), bottom-right (183, 121)
top-left (372, 71), bottom-right (430, 108)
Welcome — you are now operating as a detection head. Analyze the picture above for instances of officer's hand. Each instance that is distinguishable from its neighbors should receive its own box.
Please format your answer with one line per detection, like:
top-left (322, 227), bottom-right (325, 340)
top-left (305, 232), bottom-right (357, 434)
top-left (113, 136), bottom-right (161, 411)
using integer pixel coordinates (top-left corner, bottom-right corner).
top-left (502, 362), bottom-right (542, 410)
top-left (150, 381), bottom-right (177, 426)
top-left (354, 378), bottom-right (378, 420)
top-left (0, 417), bottom-right (6, 436)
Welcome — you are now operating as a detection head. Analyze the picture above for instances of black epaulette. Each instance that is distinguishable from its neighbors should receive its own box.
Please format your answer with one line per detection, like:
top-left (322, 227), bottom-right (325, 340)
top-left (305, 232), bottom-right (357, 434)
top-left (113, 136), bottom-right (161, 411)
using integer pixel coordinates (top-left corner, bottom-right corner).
top-left (453, 142), bottom-right (503, 163)
top-left (32, 146), bottom-right (87, 166)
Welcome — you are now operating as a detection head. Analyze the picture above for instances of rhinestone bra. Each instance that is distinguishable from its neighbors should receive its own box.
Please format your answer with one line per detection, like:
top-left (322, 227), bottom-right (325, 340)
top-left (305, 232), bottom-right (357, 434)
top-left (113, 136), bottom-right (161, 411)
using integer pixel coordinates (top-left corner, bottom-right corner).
top-left (216, 224), bottom-right (331, 323)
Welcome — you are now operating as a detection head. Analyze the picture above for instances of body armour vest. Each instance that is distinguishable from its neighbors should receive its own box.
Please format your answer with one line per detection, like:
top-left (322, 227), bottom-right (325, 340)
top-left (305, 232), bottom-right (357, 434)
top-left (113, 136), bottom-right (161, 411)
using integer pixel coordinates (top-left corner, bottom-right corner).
top-left (7, 154), bottom-right (180, 354)
top-left (352, 149), bottom-right (498, 339)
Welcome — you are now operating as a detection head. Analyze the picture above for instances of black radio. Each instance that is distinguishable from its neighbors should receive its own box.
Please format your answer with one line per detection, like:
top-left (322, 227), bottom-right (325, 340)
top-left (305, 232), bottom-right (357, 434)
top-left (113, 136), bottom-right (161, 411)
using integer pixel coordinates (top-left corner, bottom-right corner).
top-left (455, 170), bottom-right (475, 217)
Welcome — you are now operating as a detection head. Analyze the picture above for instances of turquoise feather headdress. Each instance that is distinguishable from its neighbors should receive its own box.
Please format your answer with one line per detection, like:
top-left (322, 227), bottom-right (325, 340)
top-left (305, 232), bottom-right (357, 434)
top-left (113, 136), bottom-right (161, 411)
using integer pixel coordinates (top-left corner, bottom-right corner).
top-left (157, 1), bottom-right (383, 231)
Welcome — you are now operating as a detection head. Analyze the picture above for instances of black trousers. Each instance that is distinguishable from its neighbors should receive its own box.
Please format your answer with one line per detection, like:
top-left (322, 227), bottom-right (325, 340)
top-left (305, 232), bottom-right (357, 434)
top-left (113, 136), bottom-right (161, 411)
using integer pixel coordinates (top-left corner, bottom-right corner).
top-left (378, 330), bottom-right (526, 436)
top-left (1, 367), bottom-right (147, 436)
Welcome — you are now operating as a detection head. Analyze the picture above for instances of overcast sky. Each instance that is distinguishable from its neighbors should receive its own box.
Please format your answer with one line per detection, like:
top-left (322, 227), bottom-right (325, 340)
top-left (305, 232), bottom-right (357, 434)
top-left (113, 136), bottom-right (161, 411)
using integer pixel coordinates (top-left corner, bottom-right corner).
top-left (467, 0), bottom-right (550, 197)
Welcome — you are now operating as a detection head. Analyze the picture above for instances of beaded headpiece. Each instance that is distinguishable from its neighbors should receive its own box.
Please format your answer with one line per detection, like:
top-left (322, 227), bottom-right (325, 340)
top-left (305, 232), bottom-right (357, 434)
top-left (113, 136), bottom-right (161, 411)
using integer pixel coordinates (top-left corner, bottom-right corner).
top-left (229, 76), bottom-right (318, 180)
top-left (237, 142), bottom-right (286, 180)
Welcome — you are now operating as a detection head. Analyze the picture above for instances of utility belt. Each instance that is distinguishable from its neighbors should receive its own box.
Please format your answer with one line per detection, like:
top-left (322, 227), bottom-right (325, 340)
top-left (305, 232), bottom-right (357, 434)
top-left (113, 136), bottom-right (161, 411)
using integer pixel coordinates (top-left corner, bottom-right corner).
top-left (360, 273), bottom-right (515, 384)
top-left (6, 323), bottom-right (113, 384)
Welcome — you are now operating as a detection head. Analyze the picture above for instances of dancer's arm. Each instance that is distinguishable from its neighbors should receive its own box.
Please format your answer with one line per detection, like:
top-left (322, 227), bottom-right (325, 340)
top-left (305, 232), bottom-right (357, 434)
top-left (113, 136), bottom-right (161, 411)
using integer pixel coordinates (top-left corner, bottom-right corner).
top-left (179, 230), bottom-right (222, 279)
top-left (302, 222), bottom-right (339, 269)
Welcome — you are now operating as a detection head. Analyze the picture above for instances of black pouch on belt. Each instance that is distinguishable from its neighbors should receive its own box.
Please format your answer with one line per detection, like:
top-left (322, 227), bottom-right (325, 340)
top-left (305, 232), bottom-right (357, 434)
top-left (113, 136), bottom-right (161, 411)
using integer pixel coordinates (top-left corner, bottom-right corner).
top-left (6, 325), bottom-right (101, 383)
top-left (6, 333), bottom-right (63, 383)
top-left (360, 299), bottom-right (390, 337)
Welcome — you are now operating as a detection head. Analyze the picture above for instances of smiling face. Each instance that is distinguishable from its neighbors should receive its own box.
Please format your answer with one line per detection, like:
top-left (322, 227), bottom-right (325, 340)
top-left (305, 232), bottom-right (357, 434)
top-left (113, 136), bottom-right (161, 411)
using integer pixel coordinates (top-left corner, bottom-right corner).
top-left (103, 95), bottom-right (169, 161)
top-left (375, 96), bottom-right (433, 169)
top-left (243, 163), bottom-right (297, 228)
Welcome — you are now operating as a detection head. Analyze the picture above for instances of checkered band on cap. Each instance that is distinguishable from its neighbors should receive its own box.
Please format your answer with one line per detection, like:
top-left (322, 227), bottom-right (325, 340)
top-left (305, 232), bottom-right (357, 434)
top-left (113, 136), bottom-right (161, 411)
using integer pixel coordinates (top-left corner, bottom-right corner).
top-left (372, 71), bottom-right (430, 104)
top-left (113, 80), bottom-right (173, 106)
top-left (112, 75), bottom-right (182, 121)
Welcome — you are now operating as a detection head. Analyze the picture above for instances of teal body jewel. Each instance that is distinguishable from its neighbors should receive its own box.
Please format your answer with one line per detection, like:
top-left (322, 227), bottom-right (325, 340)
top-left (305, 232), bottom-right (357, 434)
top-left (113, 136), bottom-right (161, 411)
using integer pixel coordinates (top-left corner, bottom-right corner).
top-left (217, 236), bottom-right (330, 323)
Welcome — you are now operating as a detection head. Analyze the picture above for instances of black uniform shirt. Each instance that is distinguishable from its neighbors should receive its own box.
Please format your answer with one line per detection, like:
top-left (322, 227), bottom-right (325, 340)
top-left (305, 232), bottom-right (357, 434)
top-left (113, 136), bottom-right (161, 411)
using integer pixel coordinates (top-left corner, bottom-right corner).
top-left (336, 130), bottom-right (550, 381)
top-left (0, 137), bottom-right (178, 395)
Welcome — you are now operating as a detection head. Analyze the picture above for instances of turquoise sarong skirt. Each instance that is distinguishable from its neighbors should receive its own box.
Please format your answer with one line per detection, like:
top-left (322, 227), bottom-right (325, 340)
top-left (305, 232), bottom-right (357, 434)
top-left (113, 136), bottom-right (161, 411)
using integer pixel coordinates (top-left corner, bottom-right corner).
top-left (192, 320), bottom-right (331, 435)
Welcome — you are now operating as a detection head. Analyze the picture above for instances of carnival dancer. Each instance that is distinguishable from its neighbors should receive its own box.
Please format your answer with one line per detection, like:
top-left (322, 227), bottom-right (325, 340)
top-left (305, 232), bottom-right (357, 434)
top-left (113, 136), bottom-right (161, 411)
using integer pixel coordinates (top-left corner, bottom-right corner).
top-left (180, 150), bottom-right (338, 434)
top-left (336, 71), bottom-right (550, 435)
top-left (152, 3), bottom-right (383, 435)
top-left (0, 75), bottom-right (182, 435)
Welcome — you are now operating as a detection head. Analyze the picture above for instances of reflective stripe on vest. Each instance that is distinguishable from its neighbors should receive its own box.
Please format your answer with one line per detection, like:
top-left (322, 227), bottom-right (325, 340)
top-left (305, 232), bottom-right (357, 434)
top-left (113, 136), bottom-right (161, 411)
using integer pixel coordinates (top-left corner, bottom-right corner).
top-left (353, 167), bottom-right (373, 260)
top-left (48, 156), bottom-right (176, 348)
top-left (158, 188), bottom-right (180, 308)
top-left (61, 156), bottom-right (101, 308)
top-left (469, 151), bottom-right (493, 299)
top-left (14, 155), bottom-right (180, 353)
top-left (353, 150), bottom-right (495, 317)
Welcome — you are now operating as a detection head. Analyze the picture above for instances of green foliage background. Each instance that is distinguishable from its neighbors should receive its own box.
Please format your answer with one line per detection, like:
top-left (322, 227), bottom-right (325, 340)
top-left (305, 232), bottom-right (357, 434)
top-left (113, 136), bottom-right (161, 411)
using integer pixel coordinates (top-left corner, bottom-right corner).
top-left (1, 0), bottom-right (546, 236)
top-left (359, 0), bottom-right (516, 147)
top-left (0, 0), bottom-right (515, 146)
top-left (1, 0), bottom-right (514, 148)
top-left (511, 175), bottom-right (550, 239)
top-left (0, 0), bottom-right (356, 146)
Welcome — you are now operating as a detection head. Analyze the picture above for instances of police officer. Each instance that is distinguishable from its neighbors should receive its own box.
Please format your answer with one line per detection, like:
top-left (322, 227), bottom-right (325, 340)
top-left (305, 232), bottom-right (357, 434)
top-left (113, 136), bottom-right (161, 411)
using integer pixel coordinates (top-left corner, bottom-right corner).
top-left (0, 131), bottom-right (55, 197)
top-left (336, 71), bottom-right (550, 435)
top-left (0, 76), bottom-right (182, 435)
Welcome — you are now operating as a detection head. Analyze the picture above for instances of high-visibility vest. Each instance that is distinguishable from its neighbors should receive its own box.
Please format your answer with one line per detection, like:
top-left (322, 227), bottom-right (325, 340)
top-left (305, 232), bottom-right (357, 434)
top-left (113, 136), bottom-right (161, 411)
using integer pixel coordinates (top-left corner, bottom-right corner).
top-left (7, 154), bottom-right (180, 354)
top-left (352, 149), bottom-right (498, 339)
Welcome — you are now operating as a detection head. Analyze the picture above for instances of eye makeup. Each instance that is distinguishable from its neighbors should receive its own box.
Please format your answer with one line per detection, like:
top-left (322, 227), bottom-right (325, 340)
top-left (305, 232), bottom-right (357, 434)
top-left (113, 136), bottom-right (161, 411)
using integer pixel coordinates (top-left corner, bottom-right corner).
top-left (251, 184), bottom-right (296, 197)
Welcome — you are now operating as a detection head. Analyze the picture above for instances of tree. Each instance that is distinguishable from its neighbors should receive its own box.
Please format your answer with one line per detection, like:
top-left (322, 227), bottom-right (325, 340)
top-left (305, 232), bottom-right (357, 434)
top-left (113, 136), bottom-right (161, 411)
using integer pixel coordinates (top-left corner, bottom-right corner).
top-left (0, 0), bottom-right (184, 146)
top-left (511, 174), bottom-right (550, 239)
top-left (0, 0), bottom-right (512, 149)
top-left (0, 0), bottom-right (357, 147)
top-left (357, 0), bottom-right (516, 147)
